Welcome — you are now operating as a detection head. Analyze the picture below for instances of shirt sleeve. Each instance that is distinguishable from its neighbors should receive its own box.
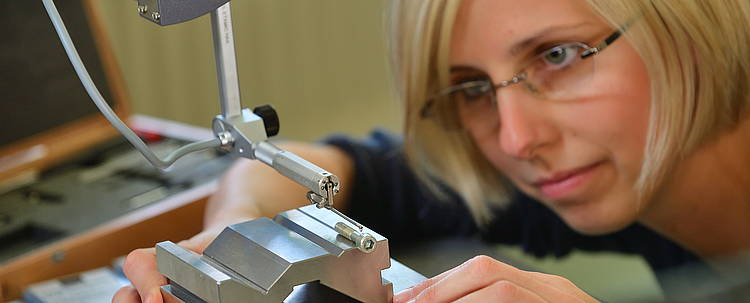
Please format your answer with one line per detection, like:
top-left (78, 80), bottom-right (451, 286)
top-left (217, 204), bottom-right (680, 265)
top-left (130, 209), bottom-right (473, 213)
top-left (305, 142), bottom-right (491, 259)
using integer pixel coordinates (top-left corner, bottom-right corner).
top-left (322, 129), bottom-right (479, 245)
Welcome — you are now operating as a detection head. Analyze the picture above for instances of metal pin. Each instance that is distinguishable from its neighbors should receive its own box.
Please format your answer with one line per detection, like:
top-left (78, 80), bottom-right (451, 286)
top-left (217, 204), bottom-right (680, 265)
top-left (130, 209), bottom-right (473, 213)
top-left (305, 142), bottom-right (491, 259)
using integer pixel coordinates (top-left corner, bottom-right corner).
top-left (319, 179), bottom-right (363, 231)
top-left (325, 181), bottom-right (335, 208)
top-left (335, 222), bottom-right (376, 253)
top-left (329, 207), bottom-right (364, 231)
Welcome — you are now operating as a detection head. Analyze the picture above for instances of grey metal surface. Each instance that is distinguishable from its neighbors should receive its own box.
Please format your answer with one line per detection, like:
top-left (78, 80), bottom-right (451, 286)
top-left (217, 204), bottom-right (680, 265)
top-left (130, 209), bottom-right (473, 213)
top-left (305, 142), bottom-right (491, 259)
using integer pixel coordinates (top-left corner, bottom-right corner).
top-left (210, 2), bottom-right (242, 119)
top-left (137, 0), bottom-right (229, 26)
top-left (212, 109), bottom-right (268, 160)
top-left (161, 259), bottom-right (424, 303)
top-left (254, 141), bottom-right (339, 201)
top-left (157, 205), bottom-right (426, 302)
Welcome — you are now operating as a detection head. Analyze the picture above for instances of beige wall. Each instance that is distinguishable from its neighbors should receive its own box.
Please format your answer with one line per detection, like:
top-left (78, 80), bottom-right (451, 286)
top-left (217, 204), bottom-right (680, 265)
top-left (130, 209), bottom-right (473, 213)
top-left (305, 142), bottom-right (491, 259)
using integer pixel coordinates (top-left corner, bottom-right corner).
top-left (94, 1), bottom-right (401, 141)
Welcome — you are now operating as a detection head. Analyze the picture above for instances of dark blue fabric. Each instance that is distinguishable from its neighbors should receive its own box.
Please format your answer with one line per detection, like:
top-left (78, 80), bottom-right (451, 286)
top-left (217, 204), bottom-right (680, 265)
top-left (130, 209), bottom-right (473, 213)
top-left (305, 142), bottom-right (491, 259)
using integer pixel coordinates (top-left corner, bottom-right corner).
top-left (324, 130), bottom-right (478, 245)
top-left (322, 130), bottom-right (720, 294)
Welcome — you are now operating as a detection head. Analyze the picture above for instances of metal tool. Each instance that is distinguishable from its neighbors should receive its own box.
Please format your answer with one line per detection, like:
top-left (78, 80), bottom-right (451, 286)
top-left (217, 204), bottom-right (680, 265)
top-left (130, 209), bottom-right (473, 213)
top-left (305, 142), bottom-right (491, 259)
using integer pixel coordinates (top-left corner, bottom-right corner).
top-left (43, 0), bottom-right (351, 225)
top-left (157, 205), bottom-right (425, 302)
top-left (41, 1), bottom-right (426, 302)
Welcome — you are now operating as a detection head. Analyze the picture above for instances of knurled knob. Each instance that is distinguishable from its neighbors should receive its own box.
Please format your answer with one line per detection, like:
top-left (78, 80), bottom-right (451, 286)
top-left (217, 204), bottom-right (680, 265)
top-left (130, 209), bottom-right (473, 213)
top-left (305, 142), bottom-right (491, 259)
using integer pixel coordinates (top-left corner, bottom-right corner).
top-left (253, 104), bottom-right (280, 137)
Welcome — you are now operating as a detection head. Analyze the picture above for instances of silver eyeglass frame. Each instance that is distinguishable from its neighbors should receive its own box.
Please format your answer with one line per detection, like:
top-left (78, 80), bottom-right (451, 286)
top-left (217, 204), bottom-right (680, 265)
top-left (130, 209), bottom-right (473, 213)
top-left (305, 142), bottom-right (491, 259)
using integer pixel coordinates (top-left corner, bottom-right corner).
top-left (420, 28), bottom-right (625, 119)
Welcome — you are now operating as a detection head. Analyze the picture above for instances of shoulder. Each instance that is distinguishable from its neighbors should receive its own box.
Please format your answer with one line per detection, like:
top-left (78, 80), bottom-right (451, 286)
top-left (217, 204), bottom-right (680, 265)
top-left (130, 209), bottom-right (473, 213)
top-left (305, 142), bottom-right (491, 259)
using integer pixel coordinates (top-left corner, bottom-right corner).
top-left (322, 128), bottom-right (403, 155)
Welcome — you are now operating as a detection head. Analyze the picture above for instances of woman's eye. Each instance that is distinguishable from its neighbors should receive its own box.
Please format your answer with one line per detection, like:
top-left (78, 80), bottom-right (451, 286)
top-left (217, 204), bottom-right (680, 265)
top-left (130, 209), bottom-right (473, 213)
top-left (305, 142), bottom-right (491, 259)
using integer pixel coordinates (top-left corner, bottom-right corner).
top-left (542, 45), bottom-right (578, 67)
top-left (460, 81), bottom-right (491, 99)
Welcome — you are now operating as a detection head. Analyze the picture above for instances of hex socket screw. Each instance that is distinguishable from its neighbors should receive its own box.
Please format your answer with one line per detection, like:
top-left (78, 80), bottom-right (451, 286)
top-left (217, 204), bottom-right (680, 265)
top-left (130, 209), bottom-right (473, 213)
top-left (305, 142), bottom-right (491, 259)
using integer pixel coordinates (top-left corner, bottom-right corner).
top-left (335, 222), bottom-right (376, 253)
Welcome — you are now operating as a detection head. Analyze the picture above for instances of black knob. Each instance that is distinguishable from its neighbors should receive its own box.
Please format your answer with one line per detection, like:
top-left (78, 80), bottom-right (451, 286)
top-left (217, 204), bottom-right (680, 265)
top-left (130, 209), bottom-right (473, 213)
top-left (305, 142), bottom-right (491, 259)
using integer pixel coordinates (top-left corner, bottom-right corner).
top-left (253, 104), bottom-right (280, 137)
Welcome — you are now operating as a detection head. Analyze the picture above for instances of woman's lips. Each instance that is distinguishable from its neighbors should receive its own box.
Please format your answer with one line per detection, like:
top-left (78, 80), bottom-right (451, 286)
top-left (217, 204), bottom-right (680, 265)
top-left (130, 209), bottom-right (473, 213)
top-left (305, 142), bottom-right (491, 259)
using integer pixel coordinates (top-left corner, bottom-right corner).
top-left (534, 161), bottom-right (604, 200)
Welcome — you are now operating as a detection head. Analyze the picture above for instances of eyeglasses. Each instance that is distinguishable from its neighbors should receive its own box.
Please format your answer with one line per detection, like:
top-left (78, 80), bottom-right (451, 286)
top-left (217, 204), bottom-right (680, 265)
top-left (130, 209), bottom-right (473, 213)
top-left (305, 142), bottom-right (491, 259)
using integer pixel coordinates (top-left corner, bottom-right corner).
top-left (420, 28), bottom-right (626, 131)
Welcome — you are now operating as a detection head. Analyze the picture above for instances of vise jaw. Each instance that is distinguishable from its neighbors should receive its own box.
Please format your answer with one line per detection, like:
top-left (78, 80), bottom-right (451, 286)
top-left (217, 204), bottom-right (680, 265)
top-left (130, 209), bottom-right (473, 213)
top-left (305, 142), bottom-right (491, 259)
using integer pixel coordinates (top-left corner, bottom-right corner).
top-left (156, 205), bottom-right (425, 302)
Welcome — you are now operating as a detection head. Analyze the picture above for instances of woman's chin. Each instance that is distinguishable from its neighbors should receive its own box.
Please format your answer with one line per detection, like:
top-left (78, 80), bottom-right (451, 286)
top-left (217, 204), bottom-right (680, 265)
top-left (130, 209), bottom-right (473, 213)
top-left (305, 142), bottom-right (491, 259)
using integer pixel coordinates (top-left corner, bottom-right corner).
top-left (554, 197), bottom-right (639, 236)
top-left (566, 216), bottom-right (633, 236)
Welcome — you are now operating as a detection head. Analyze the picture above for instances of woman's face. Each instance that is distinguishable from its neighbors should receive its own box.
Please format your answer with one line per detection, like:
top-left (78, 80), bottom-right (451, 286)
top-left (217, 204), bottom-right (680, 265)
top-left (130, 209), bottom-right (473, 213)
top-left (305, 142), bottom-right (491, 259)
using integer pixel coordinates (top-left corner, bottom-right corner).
top-left (451, 0), bottom-right (651, 234)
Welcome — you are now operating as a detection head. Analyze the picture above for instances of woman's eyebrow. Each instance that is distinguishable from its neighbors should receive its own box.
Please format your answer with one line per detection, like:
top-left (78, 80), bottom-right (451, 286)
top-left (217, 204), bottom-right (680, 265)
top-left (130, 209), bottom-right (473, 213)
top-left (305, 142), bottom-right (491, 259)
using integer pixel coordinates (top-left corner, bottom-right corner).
top-left (508, 22), bottom-right (592, 56)
top-left (450, 66), bottom-right (481, 73)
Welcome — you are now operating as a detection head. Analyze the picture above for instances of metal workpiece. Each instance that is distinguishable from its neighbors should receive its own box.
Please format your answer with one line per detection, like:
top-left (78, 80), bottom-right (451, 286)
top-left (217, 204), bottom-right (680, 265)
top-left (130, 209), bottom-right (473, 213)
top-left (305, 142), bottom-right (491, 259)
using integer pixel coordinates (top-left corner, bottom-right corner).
top-left (136, 0), bottom-right (230, 26)
top-left (156, 242), bottom-right (247, 302)
top-left (157, 205), bottom-right (425, 302)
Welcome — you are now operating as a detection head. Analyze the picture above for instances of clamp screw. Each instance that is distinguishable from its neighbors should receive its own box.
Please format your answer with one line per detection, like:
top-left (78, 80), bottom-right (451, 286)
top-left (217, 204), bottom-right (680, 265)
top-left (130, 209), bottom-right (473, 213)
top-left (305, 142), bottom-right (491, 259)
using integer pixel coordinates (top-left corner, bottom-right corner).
top-left (217, 131), bottom-right (233, 146)
top-left (335, 222), bottom-right (376, 253)
top-left (151, 12), bottom-right (161, 21)
top-left (137, 5), bottom-right (147, 14)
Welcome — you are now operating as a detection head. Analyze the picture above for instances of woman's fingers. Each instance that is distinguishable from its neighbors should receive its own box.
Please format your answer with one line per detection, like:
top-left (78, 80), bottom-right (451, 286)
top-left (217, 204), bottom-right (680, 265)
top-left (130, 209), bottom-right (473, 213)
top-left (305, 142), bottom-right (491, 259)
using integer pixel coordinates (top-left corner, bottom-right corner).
top-left (526, 271), bottom-right (598, 302)
top-left (393, 262), bottom-right (464, 303)
top-left (176, 224), bottom-right (227, 253)
top-left (395, 255), bottom-right (597, 303)
top-left (121, 248), bottom-right (165, 303)
top-left (453, 280), bottom-right (547, 303)
top-left (400, 255), bottom-right (540, 303)
top-left (116, 224), bottom-right (233, 303)
top-left (112, 286), bottom-right (142, 303)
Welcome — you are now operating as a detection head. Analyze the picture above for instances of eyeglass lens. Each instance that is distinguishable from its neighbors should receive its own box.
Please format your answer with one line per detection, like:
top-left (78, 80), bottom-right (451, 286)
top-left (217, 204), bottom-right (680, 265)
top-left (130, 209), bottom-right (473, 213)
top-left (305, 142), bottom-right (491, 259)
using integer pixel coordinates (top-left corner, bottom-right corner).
top-left (453, 43), bottom-right (595, 132)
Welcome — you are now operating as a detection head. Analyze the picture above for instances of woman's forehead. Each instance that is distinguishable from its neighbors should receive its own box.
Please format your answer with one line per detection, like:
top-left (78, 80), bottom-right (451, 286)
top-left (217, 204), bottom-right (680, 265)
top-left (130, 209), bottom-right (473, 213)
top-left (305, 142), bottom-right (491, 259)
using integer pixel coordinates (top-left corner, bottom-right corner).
top-left (451, 0), bottom-right (604, 65)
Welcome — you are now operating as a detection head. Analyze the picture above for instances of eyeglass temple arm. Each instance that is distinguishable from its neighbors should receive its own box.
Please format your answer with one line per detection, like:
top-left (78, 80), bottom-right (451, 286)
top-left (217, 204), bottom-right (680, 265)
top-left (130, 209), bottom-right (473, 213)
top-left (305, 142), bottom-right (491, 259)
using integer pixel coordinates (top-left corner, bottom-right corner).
top-left (581, 16), bottom-right (638, 59)
top-left (581, 30), bottom-right (623, 58)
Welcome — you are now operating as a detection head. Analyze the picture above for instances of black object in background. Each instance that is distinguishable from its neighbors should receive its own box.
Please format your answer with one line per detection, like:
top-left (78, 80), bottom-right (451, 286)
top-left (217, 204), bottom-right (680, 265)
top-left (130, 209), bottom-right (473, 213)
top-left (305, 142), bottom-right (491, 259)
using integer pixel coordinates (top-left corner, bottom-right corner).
top-left (0, 0), bottom-right (115, 146)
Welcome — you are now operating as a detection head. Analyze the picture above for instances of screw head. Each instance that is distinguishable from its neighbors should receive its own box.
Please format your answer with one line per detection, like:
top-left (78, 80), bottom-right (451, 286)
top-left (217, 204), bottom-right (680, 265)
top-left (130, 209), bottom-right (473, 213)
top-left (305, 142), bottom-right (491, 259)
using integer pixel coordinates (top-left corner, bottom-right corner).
top-left (357, 234), bottom-right (377, 253)
top-left (151, 12), bottom-right (161, 21)
top-left (364, 239), bottom-right (375, 250)
top-left (218, 131), bottom-right (233, 146)
top-left (137, 5), bottom-right (147, 14)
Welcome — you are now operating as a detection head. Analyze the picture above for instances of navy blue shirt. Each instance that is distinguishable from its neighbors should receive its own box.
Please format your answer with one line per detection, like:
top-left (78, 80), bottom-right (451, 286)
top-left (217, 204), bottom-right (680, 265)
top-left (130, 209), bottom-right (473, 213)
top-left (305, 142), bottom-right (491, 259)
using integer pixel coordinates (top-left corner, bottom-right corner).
top-left (323, 130), bottom-right (746, 301)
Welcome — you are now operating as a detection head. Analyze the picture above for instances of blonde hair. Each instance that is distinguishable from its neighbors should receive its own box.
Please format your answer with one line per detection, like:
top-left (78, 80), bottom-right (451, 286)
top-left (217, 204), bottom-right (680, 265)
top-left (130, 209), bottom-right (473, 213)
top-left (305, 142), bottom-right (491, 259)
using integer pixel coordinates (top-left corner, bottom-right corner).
top-left (388, 0), bottom-right (750, 224)
top-left (584, 0), bottom-right (750, 201)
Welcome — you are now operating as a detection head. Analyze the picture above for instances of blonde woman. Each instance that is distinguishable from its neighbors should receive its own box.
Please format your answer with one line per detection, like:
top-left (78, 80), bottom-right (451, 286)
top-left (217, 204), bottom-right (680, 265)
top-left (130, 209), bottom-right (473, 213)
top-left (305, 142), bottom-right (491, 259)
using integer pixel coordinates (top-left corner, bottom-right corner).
top-left (114, 0), bottom-right (750, 302)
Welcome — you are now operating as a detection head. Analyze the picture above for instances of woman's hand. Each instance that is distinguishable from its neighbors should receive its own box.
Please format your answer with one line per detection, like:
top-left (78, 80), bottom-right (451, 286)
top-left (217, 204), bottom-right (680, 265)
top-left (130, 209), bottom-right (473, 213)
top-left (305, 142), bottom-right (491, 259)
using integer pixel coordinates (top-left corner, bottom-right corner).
top-left (393, 255), bottom-right (599, 303)
top-left (111, 224), bottom-right (229, 303)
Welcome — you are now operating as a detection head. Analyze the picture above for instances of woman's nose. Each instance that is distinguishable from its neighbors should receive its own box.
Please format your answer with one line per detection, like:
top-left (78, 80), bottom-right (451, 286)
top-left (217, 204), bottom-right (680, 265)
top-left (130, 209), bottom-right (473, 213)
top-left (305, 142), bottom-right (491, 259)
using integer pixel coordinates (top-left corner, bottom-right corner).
top-left (495, 87), bottom-right (557, 159)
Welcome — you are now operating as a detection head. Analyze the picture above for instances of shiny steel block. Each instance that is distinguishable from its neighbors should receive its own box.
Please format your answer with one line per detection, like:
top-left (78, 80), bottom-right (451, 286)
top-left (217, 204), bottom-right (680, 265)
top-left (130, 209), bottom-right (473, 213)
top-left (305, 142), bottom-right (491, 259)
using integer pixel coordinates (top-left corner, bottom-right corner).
top-left (157, 205), bottom-right (425, 302)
